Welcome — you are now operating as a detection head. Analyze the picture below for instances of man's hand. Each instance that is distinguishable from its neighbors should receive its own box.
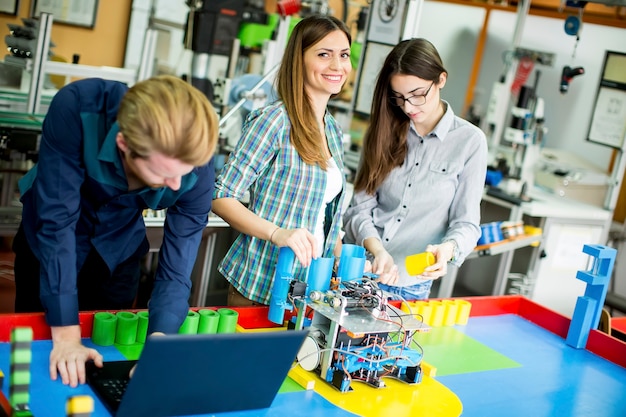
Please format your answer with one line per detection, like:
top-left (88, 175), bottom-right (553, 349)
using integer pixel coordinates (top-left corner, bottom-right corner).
top-left (50, 325), bottom-right (103, 388)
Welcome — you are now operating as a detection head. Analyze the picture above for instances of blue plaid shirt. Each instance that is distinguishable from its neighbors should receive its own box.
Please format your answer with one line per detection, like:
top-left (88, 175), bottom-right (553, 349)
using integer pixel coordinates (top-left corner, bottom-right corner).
top-left (18, 78), bottom-right (214, 333)
top-left (214, 102), bottom-right (346, 304)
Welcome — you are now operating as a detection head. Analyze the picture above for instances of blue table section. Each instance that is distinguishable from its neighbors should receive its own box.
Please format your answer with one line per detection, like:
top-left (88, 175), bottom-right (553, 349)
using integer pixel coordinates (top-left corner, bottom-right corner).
top-left (0, 339), bottom-right (356, 417)
top-left (433, 314), bottom-right (626, 417)
top-left (1, 305), bottom-right (626, 416)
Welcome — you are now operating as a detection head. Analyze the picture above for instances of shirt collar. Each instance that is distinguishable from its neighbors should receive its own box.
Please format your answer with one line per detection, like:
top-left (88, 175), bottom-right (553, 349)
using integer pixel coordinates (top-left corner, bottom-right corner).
top-left (410, 100), bottom-right (455, 142)
top-left (98, 122), bottom-right (127, 189)
top-left (96, 122), bottom-right (196, 198)
top-left (99, 122), bottom-right (121, 163)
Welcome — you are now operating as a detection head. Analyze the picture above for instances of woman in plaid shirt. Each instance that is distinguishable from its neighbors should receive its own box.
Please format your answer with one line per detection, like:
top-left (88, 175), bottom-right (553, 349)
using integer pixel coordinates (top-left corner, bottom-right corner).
top-left (212, 15), bottom-right (352, 306)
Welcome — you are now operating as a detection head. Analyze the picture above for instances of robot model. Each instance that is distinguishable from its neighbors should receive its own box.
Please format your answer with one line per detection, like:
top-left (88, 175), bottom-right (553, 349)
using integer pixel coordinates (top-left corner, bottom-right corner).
top-left (268, 247), bottom-right (428, 392)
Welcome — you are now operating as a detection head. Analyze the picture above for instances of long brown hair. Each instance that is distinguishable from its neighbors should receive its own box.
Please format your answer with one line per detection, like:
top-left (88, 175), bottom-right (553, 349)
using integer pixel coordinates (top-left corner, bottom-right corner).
top-left (276, 15), bottom-right (351, 169)
top-left (354, 38), bottom-right (447, 194)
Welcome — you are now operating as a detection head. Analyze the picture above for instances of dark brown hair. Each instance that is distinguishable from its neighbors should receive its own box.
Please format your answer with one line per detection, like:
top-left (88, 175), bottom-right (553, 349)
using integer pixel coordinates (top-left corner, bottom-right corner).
top-left (354, 38), bottom-right (447, 194)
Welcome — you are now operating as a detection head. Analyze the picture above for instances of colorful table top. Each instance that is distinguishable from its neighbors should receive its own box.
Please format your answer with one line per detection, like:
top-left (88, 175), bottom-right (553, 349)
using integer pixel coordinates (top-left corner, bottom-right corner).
top-left (1, 296), bottom-right (625, 417)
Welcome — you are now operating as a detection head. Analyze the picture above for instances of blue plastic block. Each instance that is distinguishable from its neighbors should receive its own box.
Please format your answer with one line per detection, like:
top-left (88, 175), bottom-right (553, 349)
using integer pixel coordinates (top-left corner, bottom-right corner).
top-left (566, 296), bottom-right (597, 349)
top-left (579, 245), bottom-right (616, 328)
top-left (576, 270), bottom-right (610, 286)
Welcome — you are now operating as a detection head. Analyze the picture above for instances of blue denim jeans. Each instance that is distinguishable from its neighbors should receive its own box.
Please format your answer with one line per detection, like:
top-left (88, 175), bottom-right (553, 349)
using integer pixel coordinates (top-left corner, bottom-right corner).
top-left (378, 280), bottom-right (433, 301)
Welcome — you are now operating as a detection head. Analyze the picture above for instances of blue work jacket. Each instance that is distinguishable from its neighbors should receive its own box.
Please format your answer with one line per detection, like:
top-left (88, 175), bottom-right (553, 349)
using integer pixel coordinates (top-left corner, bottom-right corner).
top-left (18, 78), bottom-right (214, 333)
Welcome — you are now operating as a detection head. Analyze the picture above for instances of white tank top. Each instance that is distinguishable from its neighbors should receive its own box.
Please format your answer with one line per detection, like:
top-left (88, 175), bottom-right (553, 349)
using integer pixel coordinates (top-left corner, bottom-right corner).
top-left (314, 158), bottom-right (342, 257)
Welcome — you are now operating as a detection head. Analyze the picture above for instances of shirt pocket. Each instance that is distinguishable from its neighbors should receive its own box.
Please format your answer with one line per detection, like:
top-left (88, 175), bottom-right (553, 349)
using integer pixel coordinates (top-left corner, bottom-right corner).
top-left (428, 160), bottom-right (460, 189)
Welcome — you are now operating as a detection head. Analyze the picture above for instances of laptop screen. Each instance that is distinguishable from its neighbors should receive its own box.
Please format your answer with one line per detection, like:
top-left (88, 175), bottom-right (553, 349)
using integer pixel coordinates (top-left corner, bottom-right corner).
top-left (87, 330), bottom-right (308, 417)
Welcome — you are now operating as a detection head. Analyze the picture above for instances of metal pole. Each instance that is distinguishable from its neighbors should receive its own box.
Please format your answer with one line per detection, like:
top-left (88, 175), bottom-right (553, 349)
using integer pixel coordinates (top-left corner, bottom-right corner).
top-left (26, 12), bottom-right (53, 115)
top-left (136, 28), bottom-right (158, 82)
top-left (401, 0), bottom-right (424, 40)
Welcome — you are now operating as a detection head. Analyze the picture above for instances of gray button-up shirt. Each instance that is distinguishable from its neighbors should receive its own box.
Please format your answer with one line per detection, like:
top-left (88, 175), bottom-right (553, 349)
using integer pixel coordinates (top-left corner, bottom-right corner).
top-left (343, 102), bottom-right (488, 286)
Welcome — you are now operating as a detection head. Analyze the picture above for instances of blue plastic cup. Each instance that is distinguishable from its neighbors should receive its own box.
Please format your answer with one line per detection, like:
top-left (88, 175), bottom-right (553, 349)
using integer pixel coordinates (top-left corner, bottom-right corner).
top-left (337, 244), bottom-right (366, 281)
top-left (306, 257), bottom-right (334, 294)
top-left (340, 244), bottom-right (366, 258)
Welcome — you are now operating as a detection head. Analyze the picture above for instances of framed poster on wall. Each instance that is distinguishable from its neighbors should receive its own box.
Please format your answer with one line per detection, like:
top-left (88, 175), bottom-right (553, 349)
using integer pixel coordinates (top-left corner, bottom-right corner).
top-left (587, 50), bottom-right (626, 150)
top-left (32, 0), bottom-right (99, 28)
top-left (0, 0), bottom-right (19, 15)
top-left (354, 42), bottom-right (394, 115)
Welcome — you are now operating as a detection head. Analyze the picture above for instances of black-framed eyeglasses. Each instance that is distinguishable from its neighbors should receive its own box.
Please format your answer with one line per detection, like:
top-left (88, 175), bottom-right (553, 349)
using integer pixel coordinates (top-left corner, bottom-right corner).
top-left (389, 81), bottom-right (435, 107)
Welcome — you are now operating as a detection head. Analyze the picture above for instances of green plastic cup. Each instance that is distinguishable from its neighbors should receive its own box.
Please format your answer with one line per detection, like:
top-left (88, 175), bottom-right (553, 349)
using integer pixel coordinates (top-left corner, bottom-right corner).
top-left (216, 308), bottom-right (239, 334)
top-left (115, 312), bottom-right (138, 345)
top-left (179, 310), bottom-right (200, 334)
top-left (198, 309), bottom-right (220, 334)
top-left (136, 311), bottom-right (149, 343)
top-left (91, 312), bottom-right (117, 346)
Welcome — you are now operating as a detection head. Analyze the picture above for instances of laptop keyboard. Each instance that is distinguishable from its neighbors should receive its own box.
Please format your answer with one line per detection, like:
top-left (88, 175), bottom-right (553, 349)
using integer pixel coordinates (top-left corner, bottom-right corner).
top-left (86, 359), bottom-right (138, 412)
top-left (94, 377), bottom-right (130, 407)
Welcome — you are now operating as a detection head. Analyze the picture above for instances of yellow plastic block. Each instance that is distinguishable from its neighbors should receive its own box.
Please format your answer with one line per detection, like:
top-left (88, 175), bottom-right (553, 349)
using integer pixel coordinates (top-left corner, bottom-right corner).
top-left (455, 299), bottom-right (472, 325)
top-left (66, 395), bottom-right (94, 415)
top-left (288, 365), bottom-right (316, 390)
top-left (421, 361), bottom-right (437, 378)
top-left (400, 300), bottom-right (416, 315)
top-left (415, 301), bottom-right (433, 325)
top-left (235, 324), bottom-right (287, 333)
top-left (429, 301), bottom-right (445, 327)
top-left (442, 300), bottom-right (459, 326)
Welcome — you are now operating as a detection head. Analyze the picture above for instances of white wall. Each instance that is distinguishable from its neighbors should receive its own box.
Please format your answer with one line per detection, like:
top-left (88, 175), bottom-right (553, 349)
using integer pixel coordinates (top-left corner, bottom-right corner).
top-left (416, 1), bottom-right (486, 114)
top-left (418, 1), bottom-right (625, 171)
top-left (482, 11), bottom-right (625, 168)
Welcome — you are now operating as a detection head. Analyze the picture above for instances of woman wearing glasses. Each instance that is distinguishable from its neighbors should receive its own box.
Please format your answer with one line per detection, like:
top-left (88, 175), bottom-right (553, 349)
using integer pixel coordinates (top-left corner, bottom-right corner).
top-left (343, 38), bottom-right (487, 300)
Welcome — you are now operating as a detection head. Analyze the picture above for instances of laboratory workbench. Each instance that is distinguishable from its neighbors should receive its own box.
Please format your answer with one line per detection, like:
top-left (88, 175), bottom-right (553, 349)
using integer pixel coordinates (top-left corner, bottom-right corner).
top-left (0, 296), bottom-right (625, 417)
top-left (437, 233), bottom-right (542, 299)
top-left (482, 185), bottom-right (612, 222)
top-left (450, 186), bottom-right (613, 318)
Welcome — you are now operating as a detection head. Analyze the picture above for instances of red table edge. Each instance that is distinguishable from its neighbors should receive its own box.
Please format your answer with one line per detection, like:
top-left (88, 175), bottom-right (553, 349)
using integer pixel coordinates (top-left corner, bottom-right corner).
top-left (0, 295), bottom-right (624, 369)
top-left (452, 295), bottom-right (626, 369)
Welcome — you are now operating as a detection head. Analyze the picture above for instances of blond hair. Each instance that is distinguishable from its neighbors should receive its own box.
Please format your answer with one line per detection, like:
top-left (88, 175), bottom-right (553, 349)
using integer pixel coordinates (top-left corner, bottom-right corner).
top-left (117, 75), bottom-right (218, 166)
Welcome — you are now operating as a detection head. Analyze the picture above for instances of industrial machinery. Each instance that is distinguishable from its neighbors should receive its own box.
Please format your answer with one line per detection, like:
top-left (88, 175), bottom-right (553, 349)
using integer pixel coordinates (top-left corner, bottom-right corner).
top-left (483, 49), bottom-right (553, 204)
top-left (184, 0), bottom-right (247, 102)
top-left (268, 247), bottom-right (428, 393)
top-left (181, 0), bottom-right (337, 160)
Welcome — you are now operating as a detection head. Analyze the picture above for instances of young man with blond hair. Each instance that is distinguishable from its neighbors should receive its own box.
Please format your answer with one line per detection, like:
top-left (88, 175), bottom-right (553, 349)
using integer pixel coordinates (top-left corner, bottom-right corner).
top-left (13, 75), bottom-right (218, 387)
